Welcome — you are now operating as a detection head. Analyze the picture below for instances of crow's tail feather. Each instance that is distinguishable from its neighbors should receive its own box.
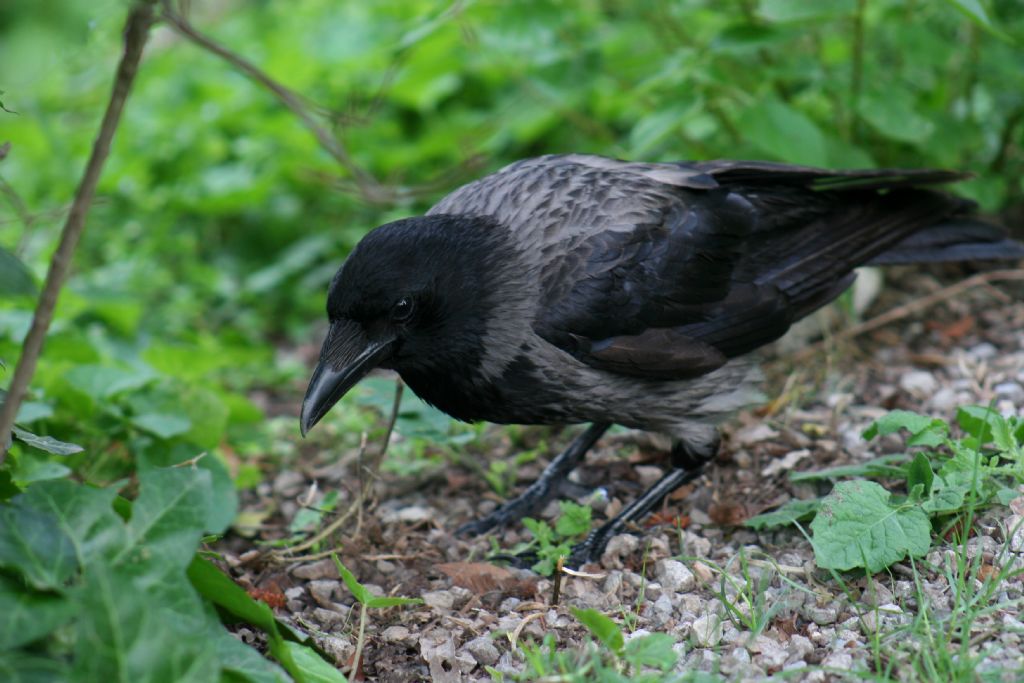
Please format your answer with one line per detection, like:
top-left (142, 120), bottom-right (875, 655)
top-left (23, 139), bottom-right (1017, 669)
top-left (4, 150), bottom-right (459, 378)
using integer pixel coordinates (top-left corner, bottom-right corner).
top-left (868, 219), bottom-right (1024, 265)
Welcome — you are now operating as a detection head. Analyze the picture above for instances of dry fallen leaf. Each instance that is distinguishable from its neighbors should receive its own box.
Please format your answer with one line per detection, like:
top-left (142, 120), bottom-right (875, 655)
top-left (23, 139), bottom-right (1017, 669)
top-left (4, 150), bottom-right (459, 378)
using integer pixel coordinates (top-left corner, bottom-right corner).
top-left (437, 562), bottom-right (537, 598)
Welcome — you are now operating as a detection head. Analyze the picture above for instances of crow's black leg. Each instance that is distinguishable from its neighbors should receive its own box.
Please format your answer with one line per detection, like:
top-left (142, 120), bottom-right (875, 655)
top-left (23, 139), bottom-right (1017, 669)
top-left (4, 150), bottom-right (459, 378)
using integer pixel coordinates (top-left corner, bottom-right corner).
top-left (566, 433), bottom-right (720, 567)
top-left (456, 422), bottom-right (611, 537)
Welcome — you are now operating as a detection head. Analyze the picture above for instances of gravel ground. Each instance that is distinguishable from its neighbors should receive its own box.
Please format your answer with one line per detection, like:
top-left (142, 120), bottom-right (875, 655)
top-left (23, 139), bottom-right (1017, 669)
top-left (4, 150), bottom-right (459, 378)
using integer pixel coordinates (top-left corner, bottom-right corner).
top-left (216, 264), bottom-right (1024, 681)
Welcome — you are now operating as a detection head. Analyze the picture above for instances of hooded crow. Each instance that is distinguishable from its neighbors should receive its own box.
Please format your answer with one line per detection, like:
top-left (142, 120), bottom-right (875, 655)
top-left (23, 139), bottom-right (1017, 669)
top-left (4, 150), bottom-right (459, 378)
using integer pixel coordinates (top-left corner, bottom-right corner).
top-left (300, 154), bottom-right (1024, 566)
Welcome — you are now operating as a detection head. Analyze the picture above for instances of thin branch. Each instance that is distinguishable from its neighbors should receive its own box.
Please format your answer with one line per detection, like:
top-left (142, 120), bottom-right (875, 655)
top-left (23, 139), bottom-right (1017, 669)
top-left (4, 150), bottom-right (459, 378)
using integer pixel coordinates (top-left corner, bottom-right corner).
top-left (0, 2), bottom-right (157, 459)
top-left (158, 0), bottom-right (389, 203)
top-left (790, 269), bottom-right (1024, 362)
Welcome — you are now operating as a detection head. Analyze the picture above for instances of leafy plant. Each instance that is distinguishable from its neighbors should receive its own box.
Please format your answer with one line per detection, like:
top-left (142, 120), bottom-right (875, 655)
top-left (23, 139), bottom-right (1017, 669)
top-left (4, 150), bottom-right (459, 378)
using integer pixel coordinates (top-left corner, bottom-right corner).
top-left (504, 500), bottom-right (593, 575)
top-left (331, 555), bottom-right (423, 680)
top-left (748, 406), bottom-right (1024, 573)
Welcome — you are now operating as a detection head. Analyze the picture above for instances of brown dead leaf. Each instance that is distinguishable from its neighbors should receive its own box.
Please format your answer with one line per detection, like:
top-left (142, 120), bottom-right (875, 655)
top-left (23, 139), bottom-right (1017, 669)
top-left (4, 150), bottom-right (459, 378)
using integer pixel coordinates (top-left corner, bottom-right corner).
top-left (437, 562), bottom-right (537, 598)
top-left (645, 511), bottom-right (690, 529)
top-left (927, 315), bottom-right (975, 340)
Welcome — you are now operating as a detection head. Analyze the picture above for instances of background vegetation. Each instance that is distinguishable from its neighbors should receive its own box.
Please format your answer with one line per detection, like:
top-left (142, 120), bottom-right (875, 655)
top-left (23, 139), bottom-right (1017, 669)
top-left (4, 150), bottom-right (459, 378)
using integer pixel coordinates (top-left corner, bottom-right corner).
top-left (1, 0), bottom-right (1022, 680)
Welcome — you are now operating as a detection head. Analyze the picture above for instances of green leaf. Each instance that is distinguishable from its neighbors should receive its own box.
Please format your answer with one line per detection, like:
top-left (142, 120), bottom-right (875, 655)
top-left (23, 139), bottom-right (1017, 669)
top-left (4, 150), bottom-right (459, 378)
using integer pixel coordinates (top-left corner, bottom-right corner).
top-left (622, 632), bottom-right (677, 671)
top-left (280, 641), bottom-right (348, 683)
top-left (790, 453), bottom-right (909, 482)
top-left (940, 0), bottom-right (1011, 39)
top-left (757, 0), bottom-right (856, 22)
top-left (332, 555), bottom-right (373, 605)
top-left (554, 500), bottom-right (592, 538)
top-left (72, 563), bottom-right (220, 683)
top-left (0, 574), bottom-right (75, 649)
top-left (863, 411), bottom-right (948, 446)
top-left (811, 481), bottom-right (931, 573)
top-left (0, 500), bottom-right (76, 589)
top-left (213, 627), bottom-right (291, 683)
top-left (738, 98), bottom-right (828, 166)
top-left (922, 477), bottom-right (970, 514)
top-left (118, 467), bottom-right (217, 570)
top-left (0, 246), bottom-right (36, 296)
top-left (907, 453), bottom-right (934, 499)
top-left (15, 401), bottom-right (52, 424)
top-left (956, 405), bottom-right (1001, 442)
top-left (366, 595), bottom-right (424, 609)
top-left (11, 426), bottom-right (83, 455)
top-left (857, 90), bottom-right (935, 144)
top-left (997, 488), bottom-right (1021, 506)
top-left (64, 364), bottom-right (156, 400)
top-left (188, 556), bottom-right (277, 632)
top-left (571, 608), bottom-right (624, 655)
top-left (0, 652), bottom-right (69, 682)
top-left (131, 413), bottom-right (192, 439)
top-left (745, 498), bottom-right (820, 530)
top-left (18, 480), bottom-right (126, 568)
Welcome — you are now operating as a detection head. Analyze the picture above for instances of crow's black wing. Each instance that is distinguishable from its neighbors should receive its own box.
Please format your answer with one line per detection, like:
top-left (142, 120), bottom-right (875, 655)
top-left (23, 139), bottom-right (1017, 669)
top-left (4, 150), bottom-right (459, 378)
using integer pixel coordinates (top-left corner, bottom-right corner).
top-left (429, 155), bottom-right (994, 380)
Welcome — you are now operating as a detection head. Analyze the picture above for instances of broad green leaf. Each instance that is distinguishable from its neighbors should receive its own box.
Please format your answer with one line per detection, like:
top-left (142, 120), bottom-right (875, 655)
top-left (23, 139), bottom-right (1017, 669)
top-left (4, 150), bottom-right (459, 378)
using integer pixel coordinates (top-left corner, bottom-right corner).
top-left (19, 480), bottom-right (126, 568)
top-left (11, 426), bottom-right (83, 455)
top-left (738, 98), bottom-right (828, 167)
top-left (811, 481), bottom-right (931, 572)
top-left (0, 652), bottom-right (69, 683)
top-left (187, 556), bottom-right (281, 635)
top-left (72, 563), bottom-right (220, 683)
top-left (571, 607), bottom-right (624, 655)
top-left (212, 627), bottom-right (291, 683)
top-left (922, 477), bottom-right (970, 514)
top-left (332, 555), bottom-right (373, 605)
top-left (622, 632), bottom-right (678, 670)
top-left (15, 401), bottom-right (52, 424)
top-left (745, 498), bottom-right (820, 530)
top-left (0, 247), bottom-right (36, 296)
top-left (118, 467), bottom-right (216, 570)
top-left (858, 91), bottom-right (935, 144)
top-left (997, 488), bottom-right (1021, 505)
top-left (0, 501), bottom-right (76, 589)
top-left (131, 413), bottom-right (192, 439)
top-left (280, 641), bottom-right (348, 683)
top-left (9, 454), bottom-right (71, 485)
top-left (64, 364), bottom-right (156, 400)
top-left (956, 405), bottom-right (1001, 443)
top-left (0, 574), bottom-right (75, 649)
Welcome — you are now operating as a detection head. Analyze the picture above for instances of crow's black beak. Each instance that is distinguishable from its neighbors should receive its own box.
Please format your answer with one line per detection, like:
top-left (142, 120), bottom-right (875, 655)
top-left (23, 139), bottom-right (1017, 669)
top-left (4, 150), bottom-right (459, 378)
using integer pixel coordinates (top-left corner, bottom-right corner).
top-left (300, 321), bottom-right (396, 436)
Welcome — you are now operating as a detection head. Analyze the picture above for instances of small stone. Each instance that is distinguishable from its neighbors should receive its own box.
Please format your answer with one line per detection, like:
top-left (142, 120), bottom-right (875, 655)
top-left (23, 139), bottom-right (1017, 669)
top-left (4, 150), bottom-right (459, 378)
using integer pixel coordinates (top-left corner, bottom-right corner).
top-left (381, 504), bottom-right (433, 524)
top-left (273, 470), bottom-right (305, 496)
top-left (655, 559), bottom-right (696, 593)
top-left (863, 580), bottom-right (895, 607)
top-left (691, 561), bottom-right (714, 583)
top-left (1008, 516), bottom-right (1024, 552)
top-left (308, 580), bottom-right (340, 608)
top-left (634, 465), bottom-right (664, 488)
top-left (284, 586), bottom-right (305, 600)
top-left (422, 590), bottom-right (456, 610)
top-left (292, 558), bottom-right (338, 580)
top-left (312, 607), bottom-right (346, 628)
top-left (651, 594), bottom-right (674, 626)
top-left (968, 342), bottom-right (998, 360)
top-left (465, 636), bottom-right (500, 666)
top-left (927, 387), bottom-right (958, 413)
top-left (803, 602), bottom-right (839, 625)
top-left (319, 635), bottom-right (354, 666)
top-left (720, 647), bottom-right (751, 675)
top-left (755, 638), bottom-right (788, 672)
top-left (787, 634), bottom-right (813, 664)
top-left (376, 559), bottom-right (397, 574)
top-left (382, 625), bottom-right (414, 644)
top-left (602, 570), bottom-right (623, 595)
top-left (602, 534), bottom-right (640, 567)
top-left (900, 370), bottom-right (937, 397)
top-left (995, 382), bottom-right (1024, 404)
top-left (822, 651), bottom-right (854, 670)
top-left (692, 613), bottom-right (723, 647)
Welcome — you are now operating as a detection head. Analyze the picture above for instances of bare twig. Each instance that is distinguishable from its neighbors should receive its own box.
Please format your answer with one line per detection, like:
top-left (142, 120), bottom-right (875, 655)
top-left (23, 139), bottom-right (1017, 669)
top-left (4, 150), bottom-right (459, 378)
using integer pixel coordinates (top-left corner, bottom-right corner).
top-left (0, 2), bottom-right (157, 459)
top-left (791, 269), bottom-right (1024, 362)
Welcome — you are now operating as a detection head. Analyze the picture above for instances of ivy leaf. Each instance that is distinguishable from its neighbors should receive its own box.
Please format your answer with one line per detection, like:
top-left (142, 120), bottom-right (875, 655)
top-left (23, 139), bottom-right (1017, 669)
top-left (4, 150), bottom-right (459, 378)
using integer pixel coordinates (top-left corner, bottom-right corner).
top-left (811, 481), bottom-right (931, 573)
top-left (12, 426), bottom-right (84, 455)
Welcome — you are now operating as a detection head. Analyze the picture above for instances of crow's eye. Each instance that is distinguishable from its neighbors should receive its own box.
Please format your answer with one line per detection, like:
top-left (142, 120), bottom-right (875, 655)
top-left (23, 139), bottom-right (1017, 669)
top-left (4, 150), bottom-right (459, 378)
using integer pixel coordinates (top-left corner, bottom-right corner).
top-left (392, 297), bottom-right (414, 322)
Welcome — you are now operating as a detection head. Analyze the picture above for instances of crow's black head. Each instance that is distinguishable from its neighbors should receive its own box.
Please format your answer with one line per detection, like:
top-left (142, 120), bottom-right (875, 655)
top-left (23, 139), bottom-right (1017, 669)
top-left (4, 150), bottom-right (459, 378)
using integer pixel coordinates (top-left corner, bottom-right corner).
top-left (300, 214), bottom-right (511, 434)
